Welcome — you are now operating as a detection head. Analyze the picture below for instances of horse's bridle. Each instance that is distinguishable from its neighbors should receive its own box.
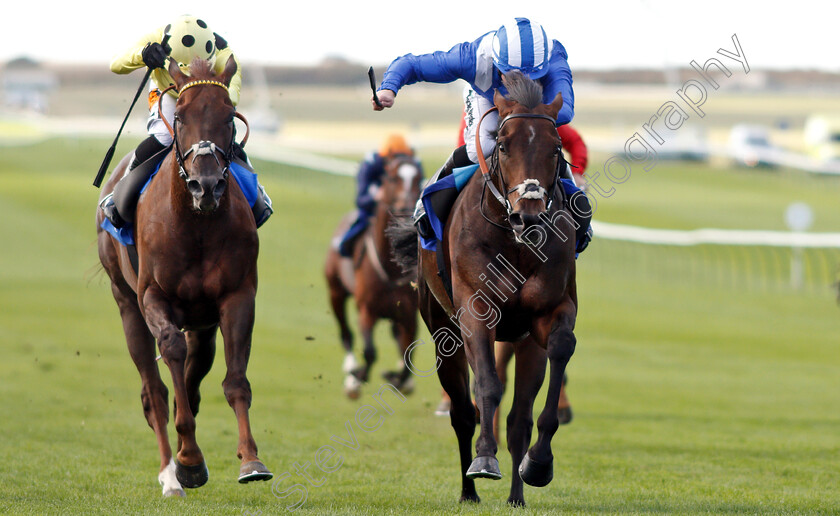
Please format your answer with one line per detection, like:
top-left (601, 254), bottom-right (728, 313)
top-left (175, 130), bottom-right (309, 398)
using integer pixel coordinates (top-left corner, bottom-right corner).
top-left (158, 81), bottom-right (250, 183)
top-left (475, 106), bottom-right (566, 231)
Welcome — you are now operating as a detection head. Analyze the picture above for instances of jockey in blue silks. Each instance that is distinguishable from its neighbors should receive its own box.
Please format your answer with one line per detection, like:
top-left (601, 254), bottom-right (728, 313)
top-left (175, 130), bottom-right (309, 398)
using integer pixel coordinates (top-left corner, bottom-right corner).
top-left (336, 134), bottom-right (423, 257)
top-left (372, 17), bottom-right (592, 255)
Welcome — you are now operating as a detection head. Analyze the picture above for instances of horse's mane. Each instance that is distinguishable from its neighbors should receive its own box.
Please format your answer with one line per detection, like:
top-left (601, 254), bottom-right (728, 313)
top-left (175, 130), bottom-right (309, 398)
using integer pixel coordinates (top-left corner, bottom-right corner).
top-left (501, 70), bottom-right (543, 109)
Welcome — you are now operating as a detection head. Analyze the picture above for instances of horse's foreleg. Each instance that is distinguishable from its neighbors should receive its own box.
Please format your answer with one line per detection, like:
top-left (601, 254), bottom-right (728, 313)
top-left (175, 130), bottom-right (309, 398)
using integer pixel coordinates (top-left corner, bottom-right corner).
top-left (384, 312), bottom-right (417, 393)
top-left (493, 341), bottom-right (516, 443)
top-left (142, 286), bottom-right (207, 489)
top-left (112, 282), bottom-right (183, 497)
top-left (184, 327), bottom-right (217, 417)
top-left (353, 308), bottom-right (376, 383)
top-left (505, 338), bottom-right (547, 506)
top-left (219, 290), bottom-right (272, 483)
top-left (327, 269), bottom-right (355, 368)
top-left (460, 318), bottom-right (502, 481)
top-left (520, 302), bottom-right (577, 488)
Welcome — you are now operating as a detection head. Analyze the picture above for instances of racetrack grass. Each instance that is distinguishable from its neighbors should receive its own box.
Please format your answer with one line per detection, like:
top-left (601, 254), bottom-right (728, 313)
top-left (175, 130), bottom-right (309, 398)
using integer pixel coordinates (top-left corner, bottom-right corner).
top-left (0, 138), bottom-right (838, 515)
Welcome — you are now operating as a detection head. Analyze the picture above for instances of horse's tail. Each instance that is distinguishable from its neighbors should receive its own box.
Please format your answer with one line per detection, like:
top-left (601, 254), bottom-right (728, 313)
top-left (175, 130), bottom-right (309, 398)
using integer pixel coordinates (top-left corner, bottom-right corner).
top-left (386, 215), bottom-right (419, 276)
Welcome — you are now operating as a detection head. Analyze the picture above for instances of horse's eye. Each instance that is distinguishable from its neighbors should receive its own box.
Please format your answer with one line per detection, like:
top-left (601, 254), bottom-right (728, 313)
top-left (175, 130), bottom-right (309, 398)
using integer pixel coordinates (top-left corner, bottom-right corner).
top-left (498, 142), bottom-right (507, 154)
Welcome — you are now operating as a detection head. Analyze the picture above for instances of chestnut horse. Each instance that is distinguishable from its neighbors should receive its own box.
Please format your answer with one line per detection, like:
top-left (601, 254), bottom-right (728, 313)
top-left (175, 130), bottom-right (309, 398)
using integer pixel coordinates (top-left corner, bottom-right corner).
top-left (325, 154), bottom-right (423, 398)
top-left (96, 57), bottom-right (271, 497)
top-left (391, 71), bottom-right (579, 506)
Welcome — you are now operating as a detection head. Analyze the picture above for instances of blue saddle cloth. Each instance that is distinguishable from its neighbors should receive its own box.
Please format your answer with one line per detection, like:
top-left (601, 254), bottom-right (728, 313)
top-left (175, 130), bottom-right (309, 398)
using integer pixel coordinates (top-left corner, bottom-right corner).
top-left (100, 161), bottom-right (258, 247)
top-left (420, 164), bottom-right (479, 251)
top-left (420, 167), bottom-right (588, 256)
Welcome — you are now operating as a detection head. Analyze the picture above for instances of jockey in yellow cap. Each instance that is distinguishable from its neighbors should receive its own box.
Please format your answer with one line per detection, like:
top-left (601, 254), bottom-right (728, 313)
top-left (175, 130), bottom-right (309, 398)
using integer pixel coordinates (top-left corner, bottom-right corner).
top-left (101, 15), bottom-right (272, 230)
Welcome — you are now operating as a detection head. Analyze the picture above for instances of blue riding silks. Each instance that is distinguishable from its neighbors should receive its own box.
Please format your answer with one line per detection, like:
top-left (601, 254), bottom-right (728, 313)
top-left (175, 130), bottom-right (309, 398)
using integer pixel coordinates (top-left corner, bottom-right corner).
top-left (338, 211), bottom-right (370, 257)
top-left (420, 164), bottom-right (479, 251)
top-left (101, 161), bottom-right (261, 248)
top-left (230, 161), bottom-right (258, 207)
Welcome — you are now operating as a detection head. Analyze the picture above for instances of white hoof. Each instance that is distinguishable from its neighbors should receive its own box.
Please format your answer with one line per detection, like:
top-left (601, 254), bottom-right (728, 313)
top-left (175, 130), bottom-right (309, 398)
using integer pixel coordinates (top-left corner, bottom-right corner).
top-left (342, 353), bottom-right (359, 374)
top-left (159, 458), bottom-right (186, 498)
top-left (343, 374), bottom-right (362, 399)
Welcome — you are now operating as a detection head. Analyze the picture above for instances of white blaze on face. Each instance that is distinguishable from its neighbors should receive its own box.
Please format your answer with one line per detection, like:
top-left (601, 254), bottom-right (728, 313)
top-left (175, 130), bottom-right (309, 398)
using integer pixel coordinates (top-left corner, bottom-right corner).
top-left (397, 163), bottom-right (418, 186)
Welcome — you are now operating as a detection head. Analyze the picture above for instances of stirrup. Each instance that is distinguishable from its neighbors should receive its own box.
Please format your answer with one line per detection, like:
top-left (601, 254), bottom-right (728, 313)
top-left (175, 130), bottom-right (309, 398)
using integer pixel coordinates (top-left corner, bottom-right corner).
top-left (100, 193), bottom-right (127, 229)
top-left (253, 185), bottom-right (273, 228)
top-left (576, 226), bottom-right (593, 255)
top-left (414, 211), bottom-right (434, 240)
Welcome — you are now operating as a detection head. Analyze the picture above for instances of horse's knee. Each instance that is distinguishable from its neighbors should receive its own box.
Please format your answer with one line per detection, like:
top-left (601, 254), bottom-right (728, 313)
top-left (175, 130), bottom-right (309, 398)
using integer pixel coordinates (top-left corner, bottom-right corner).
top-left (547, 328), bottom-right (576, 362)
top-left (223, 375), bottom-right (252, 407)
top-left (159, 330), bottom-right (187, 363)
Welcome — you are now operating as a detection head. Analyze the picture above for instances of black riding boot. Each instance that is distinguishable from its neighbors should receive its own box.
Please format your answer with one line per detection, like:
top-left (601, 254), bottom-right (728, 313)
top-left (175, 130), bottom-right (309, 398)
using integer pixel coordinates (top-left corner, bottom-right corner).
top-left (413, 145), bottom-right (471, 239)
top-left (100, 136), bottom-right (167, 229)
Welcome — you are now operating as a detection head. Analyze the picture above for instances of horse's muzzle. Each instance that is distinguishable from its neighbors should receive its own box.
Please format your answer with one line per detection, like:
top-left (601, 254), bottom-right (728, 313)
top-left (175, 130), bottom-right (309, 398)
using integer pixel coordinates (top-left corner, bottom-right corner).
top-left (509, 211), bottom-right (544, 242)
top-left (188, 176), bottom-right (227, 212)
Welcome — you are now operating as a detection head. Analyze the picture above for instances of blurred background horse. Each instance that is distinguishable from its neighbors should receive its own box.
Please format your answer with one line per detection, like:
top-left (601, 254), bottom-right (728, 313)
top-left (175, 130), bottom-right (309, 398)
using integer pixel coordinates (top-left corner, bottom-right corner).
top-left (325, 153), bottom-right (423, 398)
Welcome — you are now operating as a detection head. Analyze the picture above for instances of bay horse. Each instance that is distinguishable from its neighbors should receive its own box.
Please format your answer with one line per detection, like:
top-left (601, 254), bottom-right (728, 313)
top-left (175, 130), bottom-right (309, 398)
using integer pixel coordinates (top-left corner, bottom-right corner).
top-left (96, 56), bottom-right (271, 497)
top-left (325, 154), bottom-right (423, 398)
top-left (391, 71), bottom-right (580, 506)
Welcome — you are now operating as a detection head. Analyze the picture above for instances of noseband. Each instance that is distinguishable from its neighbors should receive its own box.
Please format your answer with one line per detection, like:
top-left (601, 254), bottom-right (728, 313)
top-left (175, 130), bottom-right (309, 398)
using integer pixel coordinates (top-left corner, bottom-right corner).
top-left (158, 81), bottom-right (250, 183)
top-left (475, 107), bottom-right (565, 231)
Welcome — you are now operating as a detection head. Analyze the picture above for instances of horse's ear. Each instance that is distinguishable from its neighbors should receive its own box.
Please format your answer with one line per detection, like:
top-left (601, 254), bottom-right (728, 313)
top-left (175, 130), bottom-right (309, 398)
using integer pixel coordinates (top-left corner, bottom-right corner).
top-left (545, 92), bottom-right (563, 119)
top-left (494, 88), bottom-right (516, 118)
top-left (168, 58), bottom-right (189, 89)
top-left (218, 56), bottom-right (238, 86)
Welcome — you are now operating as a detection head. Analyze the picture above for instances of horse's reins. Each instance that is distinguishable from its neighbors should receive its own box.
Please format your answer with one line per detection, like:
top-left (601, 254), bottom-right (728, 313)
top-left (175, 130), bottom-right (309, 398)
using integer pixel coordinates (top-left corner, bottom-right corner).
top-left (475, 107), bottom-right (565, 231)
top-left (157, 81), bottom-right (251, 182)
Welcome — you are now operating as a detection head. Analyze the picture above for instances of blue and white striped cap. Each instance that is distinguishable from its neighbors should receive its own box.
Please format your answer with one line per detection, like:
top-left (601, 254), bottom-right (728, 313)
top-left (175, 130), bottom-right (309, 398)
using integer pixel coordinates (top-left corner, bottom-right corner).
top-left (492, 18), bottom-right (552, 79)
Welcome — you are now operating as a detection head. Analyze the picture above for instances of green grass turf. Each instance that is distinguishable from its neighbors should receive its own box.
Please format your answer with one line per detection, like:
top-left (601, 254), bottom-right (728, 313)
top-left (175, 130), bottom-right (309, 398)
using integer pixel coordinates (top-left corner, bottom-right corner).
top-left (0, 138), bottom-right (838, 515)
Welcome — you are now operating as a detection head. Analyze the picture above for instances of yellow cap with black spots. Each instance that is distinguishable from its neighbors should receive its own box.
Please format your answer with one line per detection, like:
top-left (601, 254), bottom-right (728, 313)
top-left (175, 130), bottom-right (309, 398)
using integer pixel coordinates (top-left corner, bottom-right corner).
top-left (166, 15), bottom-right (216, 71)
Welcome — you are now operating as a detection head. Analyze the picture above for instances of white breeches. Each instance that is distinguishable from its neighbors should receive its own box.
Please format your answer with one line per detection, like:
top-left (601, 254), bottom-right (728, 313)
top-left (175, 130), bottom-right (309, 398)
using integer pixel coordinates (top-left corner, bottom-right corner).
top-left (147, 80), bottom-right (176, 146)
top-left (463, 86), bottom-right (498, 164)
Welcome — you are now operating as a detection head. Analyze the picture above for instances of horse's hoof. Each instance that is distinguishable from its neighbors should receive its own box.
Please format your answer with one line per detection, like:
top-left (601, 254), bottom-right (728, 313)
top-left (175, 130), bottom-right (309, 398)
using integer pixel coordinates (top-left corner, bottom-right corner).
top-left (175, 458), bottom-right (209, 488)
top-left (238, 460), bottom-right (273, 483)
top-left (381, 370), bottom-right (401, 384)
top-left (158, 458), bottom-right (186, 497)
top-left (507, 496), bottom-right (526, 507)
top-left (343, 374), bottom-right (362, 399)
top-left (518, 453), bottom-right (553, 487)
top-left (558, 406), bottom-right (573, 425)
top-left (459, 491), bottom-right (481, 503)
top-left (350, 366), bottom-right (369, 383)
top-left (398, 377), bottom-right (415, 395)
top-left (466, 456), bottom-right (502, 480)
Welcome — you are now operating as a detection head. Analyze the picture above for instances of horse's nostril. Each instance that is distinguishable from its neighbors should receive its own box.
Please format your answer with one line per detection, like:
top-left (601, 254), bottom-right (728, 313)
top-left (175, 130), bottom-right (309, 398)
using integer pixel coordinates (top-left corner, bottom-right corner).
top-left (214, 178), bottom-right (227, 199)
top-left (509, 212), bottom-right (524, 229)
top-left (187, 179), bottom-right (202, 197)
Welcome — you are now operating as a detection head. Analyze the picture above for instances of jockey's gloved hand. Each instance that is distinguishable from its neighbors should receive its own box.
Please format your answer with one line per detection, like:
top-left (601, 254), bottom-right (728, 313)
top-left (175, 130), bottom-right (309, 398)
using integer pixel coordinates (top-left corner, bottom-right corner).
top-left (142, 43), bottom-right (168, 69)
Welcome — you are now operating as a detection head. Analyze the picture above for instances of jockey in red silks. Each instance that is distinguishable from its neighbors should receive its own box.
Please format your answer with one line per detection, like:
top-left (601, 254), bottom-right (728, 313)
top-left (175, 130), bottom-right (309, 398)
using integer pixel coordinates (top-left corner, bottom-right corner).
top-left (100, 15), bottom-right (272, 231)
top-left (372, 17), bottom-right (592, 255)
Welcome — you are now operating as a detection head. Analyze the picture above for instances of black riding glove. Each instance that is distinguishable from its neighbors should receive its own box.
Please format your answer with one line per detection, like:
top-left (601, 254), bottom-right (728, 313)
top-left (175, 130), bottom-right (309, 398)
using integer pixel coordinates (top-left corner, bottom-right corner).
top-left (141, 42), bottom-right (168, 69)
